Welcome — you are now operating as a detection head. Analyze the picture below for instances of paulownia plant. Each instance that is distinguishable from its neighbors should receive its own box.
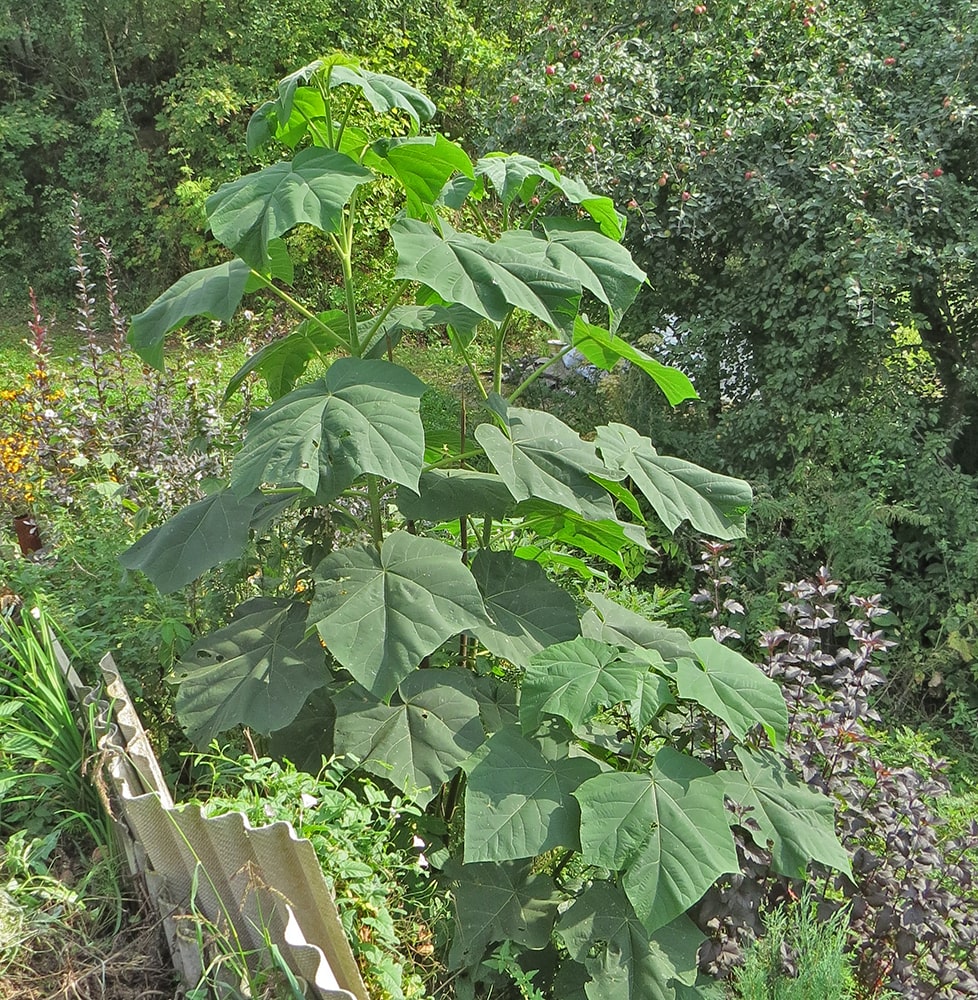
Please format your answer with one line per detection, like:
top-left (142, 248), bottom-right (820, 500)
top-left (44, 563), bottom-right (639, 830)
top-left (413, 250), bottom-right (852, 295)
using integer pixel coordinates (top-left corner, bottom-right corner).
top-left (122, 56), bottom-right (852, 999)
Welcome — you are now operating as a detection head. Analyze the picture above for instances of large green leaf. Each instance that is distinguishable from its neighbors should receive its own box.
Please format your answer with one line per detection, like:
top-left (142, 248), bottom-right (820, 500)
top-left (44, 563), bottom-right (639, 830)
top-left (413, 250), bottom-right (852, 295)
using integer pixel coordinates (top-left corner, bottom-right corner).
top-left (475, 153), bottom-right (547, 205)
top-left (558, 882), bottom-right (703, 1000)
top-left (512, 499), bottom-right (649, 575)
top-left (206, 147), bottom-right (373, 269)
top-left (128, 259), bottom-right (252, 370)
top-left (469, 550), bottom-right (581, 666)
top-left (520, 637), bottom-right (653, 734)
top-left (231, 358), bottom-right (426, 500)
top-left (173, 599), bottom-right (326, 746)
top-left (461, 725), bottom-right (600, 862)
top-left (395, 470), bottom-right (515, 522)
top-left (444, 858), bottom-right (561, 968)
top-left (391, 219), bottom-right (581, 336)
top-left (574, 320), bottom-right (697, 407)
top-left (677, 638), bottom-right (788, 746)
top-left (331, 669), bottom-right (484, 806)
top-left (583, 593), bottom-right (696, 662)
top-left (539, 166), bottom-right (627, 241)
top-left (310, 532), bottom-right (489, 700)
top-left (371, 134), bottom-right (473, 216)
top-left (498, 223), bottom-right (646, 330)
top-left (329, 64), bottom-right (435, 126)
top-left (224, 310), bottom-right (350, 400)
top-left (359, 302), bottom-right (483, 359)
top-left (475, 402), bottom-right (616, 521)
top-left (120, 488), bottom-right (297, 593)
top-left (575, 748), bottom-right (739, 933)
top-left (596, 423), bottom-right (751, 539)
top-left (722, 748), bottom-right (852, 879)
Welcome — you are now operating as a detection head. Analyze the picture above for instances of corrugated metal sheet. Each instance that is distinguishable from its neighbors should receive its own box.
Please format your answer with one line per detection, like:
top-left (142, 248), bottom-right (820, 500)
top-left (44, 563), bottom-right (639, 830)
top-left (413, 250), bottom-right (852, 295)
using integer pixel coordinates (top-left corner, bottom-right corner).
top-left (57, 641), bottom-right (367, 1000)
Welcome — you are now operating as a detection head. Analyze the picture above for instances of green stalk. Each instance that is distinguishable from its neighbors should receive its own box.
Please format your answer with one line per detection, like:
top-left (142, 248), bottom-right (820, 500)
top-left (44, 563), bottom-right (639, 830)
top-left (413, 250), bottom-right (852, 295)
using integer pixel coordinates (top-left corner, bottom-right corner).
top-left (423, 447), bottom-right (485, 472)
top-left (454, 330), bottom-right (490, 401)
top-left (361, 279), bottom-right (410, 352)
top-left (340, 192), bottom-right (361, 355)
top-left (334, 90), bottom-right (359, 149)
top-left (492, 312), bottom-right (515, 395)
top-left (367, 474), bottom-right (384, 549)
top-left (508, 342), bottom-right (575, 403)
top-left (247, 271), bottom-right (349, 349)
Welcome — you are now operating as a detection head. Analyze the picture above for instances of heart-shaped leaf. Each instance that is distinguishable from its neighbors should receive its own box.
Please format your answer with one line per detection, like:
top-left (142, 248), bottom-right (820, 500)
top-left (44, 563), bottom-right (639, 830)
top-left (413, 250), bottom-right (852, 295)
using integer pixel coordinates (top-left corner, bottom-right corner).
top-left (475, 402), bottom-right (616, 521)
top-left (679, 637), bottom-right (788, 746)
top-left (331, 669), bottom-right (484, 806)
top-left (520, 637), bottom-right (650, 734)
top-left (310, 531), bottom-right (490, 699)
top-left (722, 748), bottom-right (852, 879)
top-left (574, 320), bottom-right (697, 406)
top-left (231, 358), bottom-right (426, 500)
top-left (206, 147), bottom-right (373, 269)
top-left (596, 423), bottom-right (751, 539)
top-left (120, 488), bottom-right (298, 592)
top-left (128, 259), bottom-right (252, 369)
top-left (462, 725), bottom-right (600, 862)
top-left (498, 223), bottom-right (646, 329)
top-left (444, 858), bottom-right (561, 969)
top-left (575, 747), bottom-right (738, 932)
top-left (558, 882), bottom-right (703, 1000)
top-left (469, 550), bottom-right (581, 666)
top-left (173, 598), bottom-right (326, 746)
top-left (392, 219), bottom-right (581, 336)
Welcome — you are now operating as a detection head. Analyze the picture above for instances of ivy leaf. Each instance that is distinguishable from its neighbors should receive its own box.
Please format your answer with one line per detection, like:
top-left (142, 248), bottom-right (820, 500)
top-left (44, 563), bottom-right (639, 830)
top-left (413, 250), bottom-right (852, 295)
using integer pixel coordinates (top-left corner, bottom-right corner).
top-left (469, 550), bottom-right (581, 666)
top-left (475, 403), bottom-right (616, 521)
top-left (574, 320), bottom-right (697, 406)
top-left (120, 488), bottom-right (297, 593)
top-left (443, 858), bottom-right (561, 968)
top-left (722, 747), bottom-right (852, 879)
top-left (224, 310), bottom-right (351, 401)
top-left (395, 470), bottom-right (515, 522)
top-left (575, 748), bottom-right (739, 933)
top-left (461, 726), bottom-right (600, 862)
top-left (392, 219), bottom-right (581, 337)
top-left (331, 669), bottom-right (484, 806)
top-left (678, 638), bottom-right (788, 746)
top-left (558, 882), bottom-right (703, 1000)
top-left (583, 593), bottom-right (696, 662)
top-left (231, 358), bottom-right (426, 500)
top-left (520, 637), bottom-right (649, 734)
top-left (206, 147), bottom-right (374, 269)
top-left (173, 599), bottom-right (326, 746)
top-left (310, 532), bottom-right (490, 700)
top-left (596, 423), bottom-right (751, 538)
top-left (329, 64), bottom-right (435, 126)
top-left (371, 134), bottom-right (474, 216)
top-left (128, 259), bottom-right (252, 370)
top-left (498, 223), bottom-right (646, 330)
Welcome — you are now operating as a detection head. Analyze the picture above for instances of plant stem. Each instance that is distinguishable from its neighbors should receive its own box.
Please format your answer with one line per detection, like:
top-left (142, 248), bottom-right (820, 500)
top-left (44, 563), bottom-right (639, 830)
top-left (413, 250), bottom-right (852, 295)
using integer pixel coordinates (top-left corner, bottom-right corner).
top-left (361, 279), bottom-right (410, 353)
top-left (247, 272), bottom-right (348, 349)
top-left (367, 474), bottom-right (383, 549)
top-left (493, 313), bottom-right (515, 395)
top-left (508, 343), bottom-right (575, 403)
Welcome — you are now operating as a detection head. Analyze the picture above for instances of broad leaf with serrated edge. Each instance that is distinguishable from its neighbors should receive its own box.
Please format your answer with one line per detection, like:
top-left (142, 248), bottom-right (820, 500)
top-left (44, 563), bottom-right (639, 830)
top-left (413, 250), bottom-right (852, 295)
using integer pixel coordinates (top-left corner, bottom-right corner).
top-left (129, 259), bottom-right (251, 370)
top-left (461, 725), bottom-right (600, 862)
top-left (583, 592), bottom-right (696, 662)
top-left (224, 310), bottom-right (350, 400)
top-left (206, 147), bottom-right (373, 269)
top-left (596, 423), bottom-right (751, 539)
top-left (723, 747), bottom-right (852, 879)
top-left (469, 550), bottom-right (580, 666)
top-left (331, 669), bottom-right (484, 806)
top-left (575, 748), bottom-right (738, 933)
top-left (120, 488), bottom-right (296, 593)
top-left (231, 358), bottom-right (425, 500)
top-left (475, 403), bottom-right (615, 521)
top-left (498, 223), bottom-right (645, 330)
top-left (395, 470), bottom-right (515, 522)
top-left (574, 320), bottom-right (697, 406)
top-left (677, 638), bottom-right (788, 746)
top-left (173, 598), bottom-right (326, 746)
top-left (444, 858), bottom-right (561, 969)
top-left (520, 637), bottom-right (648, 733)
top-left (310, 532), bottom-right (489, 699)
top-left (558, 882), bottom-right (702, 1000)
top-left (392, 219), bottom-right (581, 336)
